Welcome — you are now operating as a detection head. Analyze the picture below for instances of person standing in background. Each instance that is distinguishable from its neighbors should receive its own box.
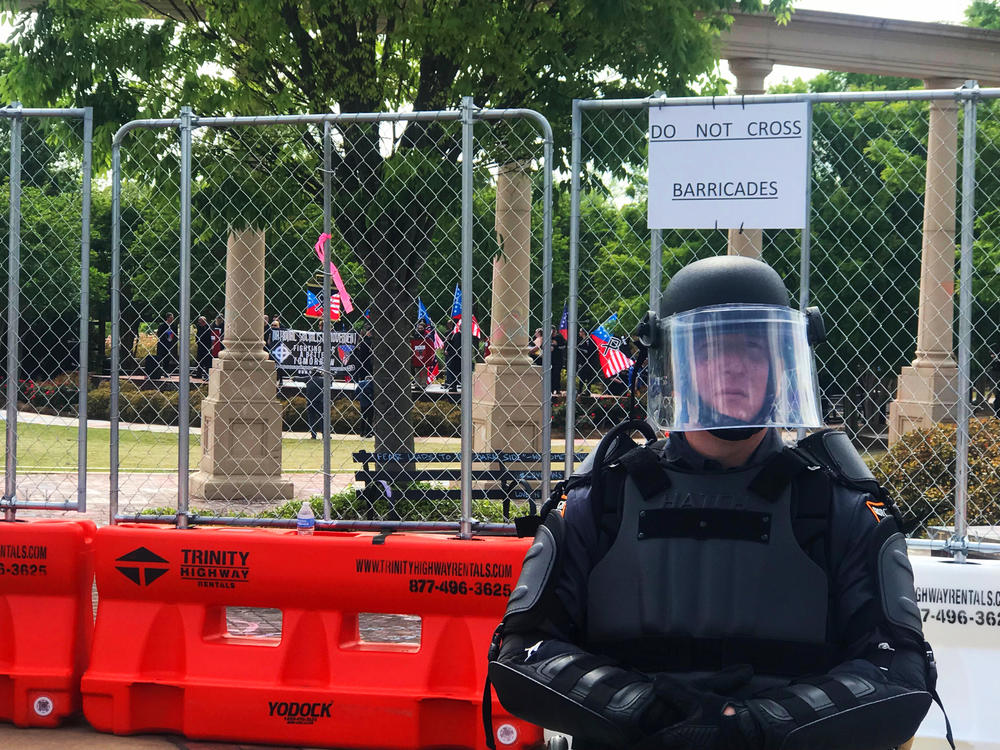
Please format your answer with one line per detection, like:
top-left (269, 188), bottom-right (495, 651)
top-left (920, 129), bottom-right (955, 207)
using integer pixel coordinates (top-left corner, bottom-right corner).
top-left (156, 312), bottom-right (178, 376)
top-left (211, 315), bottom-right (224, 358)
top-left (195, 316), bottom-right (212, 378)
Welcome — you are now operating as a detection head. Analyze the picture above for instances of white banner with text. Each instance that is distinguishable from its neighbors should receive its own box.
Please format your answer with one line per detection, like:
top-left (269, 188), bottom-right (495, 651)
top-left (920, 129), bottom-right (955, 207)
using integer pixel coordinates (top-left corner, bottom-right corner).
top-left (648, 101), bottom-right (809, 229)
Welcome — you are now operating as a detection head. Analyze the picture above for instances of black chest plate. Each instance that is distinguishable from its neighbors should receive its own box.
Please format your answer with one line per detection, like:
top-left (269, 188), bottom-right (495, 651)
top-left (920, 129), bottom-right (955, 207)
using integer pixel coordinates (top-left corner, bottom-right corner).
top-left (585, 462), bottom-right (832, 678)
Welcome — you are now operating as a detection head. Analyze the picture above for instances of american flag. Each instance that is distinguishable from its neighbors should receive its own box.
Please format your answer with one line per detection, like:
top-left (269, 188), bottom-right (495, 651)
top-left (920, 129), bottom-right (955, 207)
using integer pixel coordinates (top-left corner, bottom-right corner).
top-left (558, 302), bottom-right (569, 340)
top-left (426, 361), bottom-right (440, 384)
top-left (451, 315), bottom-right (482, 338)
top-left (590, 313), bottom-right (634, 378)
top-left (305, 290), bottom-right (341, 321)
top-left (449, 284), bottom-right (481, 337)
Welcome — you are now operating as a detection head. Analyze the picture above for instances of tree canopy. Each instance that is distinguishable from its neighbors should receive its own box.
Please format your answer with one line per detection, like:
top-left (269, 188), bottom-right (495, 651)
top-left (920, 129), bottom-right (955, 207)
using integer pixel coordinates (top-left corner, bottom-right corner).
top-left (0, 0), bottom-right (796, 455)
top-left (2, 0), bottom-right (790, 167)
top-left (966, 0), bottom-right (1000, 29)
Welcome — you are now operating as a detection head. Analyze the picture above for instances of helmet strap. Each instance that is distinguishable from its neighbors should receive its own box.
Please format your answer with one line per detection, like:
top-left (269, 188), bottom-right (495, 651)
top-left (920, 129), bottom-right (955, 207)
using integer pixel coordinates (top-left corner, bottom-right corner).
top-left (707, 426), bottom-right (766, 442)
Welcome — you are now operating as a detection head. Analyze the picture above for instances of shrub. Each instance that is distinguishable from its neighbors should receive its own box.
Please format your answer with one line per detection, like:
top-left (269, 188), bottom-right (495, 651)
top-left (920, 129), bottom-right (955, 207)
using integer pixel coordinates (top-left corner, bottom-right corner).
top-left (282, 397), bottom-right (460, 437)
top-left (164, 388), bottom-right (205, 426)
top-left (551, 392), bottom-right (630, 434)
top-left (412, 400), bottom-right (460, 437)
top-left (87, 384), bottom-right (112, 420)
top-left (281, 396), bottom-right (309, 432)
top-left (71, 381), bottom-right (460, 438)
top-left (38, 382), bottom-right (81, 413)
top-left (280, 396), bottom-right (362, 433)
top-left (84, 382), bottom-right (206, 425)
top-left (872, 418), bottom-right (1000, 532)
top-left (331, 399), bottom-right (362, 433)
top-left (265, 488), bottom-right (524, 524)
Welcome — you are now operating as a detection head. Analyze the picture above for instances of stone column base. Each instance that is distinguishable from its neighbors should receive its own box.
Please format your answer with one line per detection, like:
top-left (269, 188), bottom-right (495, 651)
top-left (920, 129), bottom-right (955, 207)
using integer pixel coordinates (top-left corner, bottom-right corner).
top-left (472, 362), bottom-right (543, 453)
top-left (888, 364), bottom-right (959, 445)
top-left (189, 475), bottom-right (295, 504)
top-left (191, 356), bottom-right (294, 503)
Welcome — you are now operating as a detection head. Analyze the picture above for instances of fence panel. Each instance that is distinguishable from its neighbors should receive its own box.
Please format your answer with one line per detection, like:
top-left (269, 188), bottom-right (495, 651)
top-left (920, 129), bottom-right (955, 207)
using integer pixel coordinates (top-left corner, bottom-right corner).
top-left (0, 106), bottom-right (92, 514)
top-left (964, 93), bottom-right (1000, 550)
top-left (110, 106), bottom-right (553, 531)
top-left (570, 88), bottom-right (1000, 552)
top-left (568, 104), bottom-right (800, 449)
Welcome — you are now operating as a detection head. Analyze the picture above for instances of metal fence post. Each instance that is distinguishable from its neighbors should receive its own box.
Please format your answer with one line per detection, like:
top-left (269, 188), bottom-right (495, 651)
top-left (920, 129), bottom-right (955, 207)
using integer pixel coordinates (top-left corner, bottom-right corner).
top-left (459, 96), bottom-right (475, 539)
top-left (4, 103), bottom-right (21, 520)
top-left (797, 101), bottom-right (815, 444)
top-left (954, 82), bottom-right (979, 563)
top-left (77, 107), bottom-right (93, 513)
top-left (649, 92), bottom-right (666, 319)
top-left (539, 114), bottom-right (555, 506)
top-left (177, 106), bottom-right (194, 529)
top-left (650, 229), bottom-right (662, 318)
top-left (110, 135), bottom-right (122, 523)
top-left (565, 100), bottom-right (582, 475)
top-left (322, 121), bottom-right (333, 520)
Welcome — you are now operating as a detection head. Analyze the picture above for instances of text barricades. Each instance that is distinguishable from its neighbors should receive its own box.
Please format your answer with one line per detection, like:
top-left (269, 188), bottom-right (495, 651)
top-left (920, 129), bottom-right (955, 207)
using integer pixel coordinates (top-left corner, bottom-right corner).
top-left (83, 525), bottom-right (540, 749)
top-left (0, 519), bottom-right (96, 727)
top-left (912, 555), bottom-right (1000, 749)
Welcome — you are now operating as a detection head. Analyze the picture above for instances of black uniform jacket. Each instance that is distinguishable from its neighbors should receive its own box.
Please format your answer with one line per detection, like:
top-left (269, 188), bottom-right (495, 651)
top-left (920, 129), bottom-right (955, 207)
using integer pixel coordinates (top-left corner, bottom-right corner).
top-left (492, 429), bottom-right (933, 749)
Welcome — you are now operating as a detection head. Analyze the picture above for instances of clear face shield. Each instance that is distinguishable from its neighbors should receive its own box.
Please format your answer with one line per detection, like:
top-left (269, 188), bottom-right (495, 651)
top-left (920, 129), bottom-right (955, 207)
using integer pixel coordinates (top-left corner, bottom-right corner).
top-left (647, 304), bottom-right (823, 433)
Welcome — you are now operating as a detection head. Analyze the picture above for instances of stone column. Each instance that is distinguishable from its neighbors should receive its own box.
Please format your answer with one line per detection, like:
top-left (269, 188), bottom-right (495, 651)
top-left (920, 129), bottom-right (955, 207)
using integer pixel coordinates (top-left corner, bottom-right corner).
top-left (472, 161), bottom-right (542, 452)
top-left (726, 58), bottom-right (774, 258)
top-left (888, 78), bottom-right (963, 444)
top-left (191, 228), bottom-right (294, 503)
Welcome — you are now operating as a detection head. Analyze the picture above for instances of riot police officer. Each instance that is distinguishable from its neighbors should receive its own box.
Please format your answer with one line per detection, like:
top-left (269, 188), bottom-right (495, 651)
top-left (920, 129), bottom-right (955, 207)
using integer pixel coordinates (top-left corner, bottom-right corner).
top-left (487, 256), bottom-right (948, 750)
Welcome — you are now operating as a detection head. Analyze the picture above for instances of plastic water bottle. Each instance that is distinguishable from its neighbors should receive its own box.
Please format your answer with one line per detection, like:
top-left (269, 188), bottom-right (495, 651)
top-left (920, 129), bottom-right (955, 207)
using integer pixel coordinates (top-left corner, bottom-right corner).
top-left (296, 501), bottom-right (315, 536)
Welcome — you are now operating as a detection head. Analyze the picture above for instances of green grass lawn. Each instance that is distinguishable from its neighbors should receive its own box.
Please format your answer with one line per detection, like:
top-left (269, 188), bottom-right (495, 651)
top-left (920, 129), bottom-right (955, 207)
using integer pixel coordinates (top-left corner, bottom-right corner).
top-left (7, 421), bottom-right (593, 473)
top-left (8, 422), bottom-right (463, 473)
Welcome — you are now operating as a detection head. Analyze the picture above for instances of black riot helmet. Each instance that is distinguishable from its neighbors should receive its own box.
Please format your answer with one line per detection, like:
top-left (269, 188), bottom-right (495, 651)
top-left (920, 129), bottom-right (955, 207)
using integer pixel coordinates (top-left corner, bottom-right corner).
top-left (644, 256), bottom-right (824, 439)
top-left (659, 255), bottom-right (791, 317)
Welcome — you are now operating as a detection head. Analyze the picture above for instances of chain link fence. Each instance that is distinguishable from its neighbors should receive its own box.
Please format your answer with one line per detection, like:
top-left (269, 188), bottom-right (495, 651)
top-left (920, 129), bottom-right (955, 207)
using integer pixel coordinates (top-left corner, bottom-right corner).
top-left (0, 105), bottom-right (93, 514)
top-left (6, 87), bottom-right (999, 548)
top-left (107, 103), bottom-right (557, 532)
top-left (568, 86), bottom-right (1000, 554)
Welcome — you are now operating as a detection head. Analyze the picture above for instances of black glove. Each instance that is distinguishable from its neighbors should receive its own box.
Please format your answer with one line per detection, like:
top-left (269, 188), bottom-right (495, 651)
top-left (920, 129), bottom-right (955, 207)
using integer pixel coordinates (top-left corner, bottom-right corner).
top-left (634, 673), bottom-right (763, 750)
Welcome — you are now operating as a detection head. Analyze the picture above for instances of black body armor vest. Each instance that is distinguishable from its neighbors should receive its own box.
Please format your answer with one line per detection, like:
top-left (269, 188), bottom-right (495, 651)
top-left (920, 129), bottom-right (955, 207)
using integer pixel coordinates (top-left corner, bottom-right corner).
top-left (585, 459), bottom-right (836, 694)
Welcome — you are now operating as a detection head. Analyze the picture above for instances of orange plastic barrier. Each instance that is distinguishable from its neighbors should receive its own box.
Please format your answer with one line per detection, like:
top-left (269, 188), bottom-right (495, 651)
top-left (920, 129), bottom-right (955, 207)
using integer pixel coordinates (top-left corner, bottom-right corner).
top-left (83, 524), bottom-right (542, 749)
top-left (0, 518), bottom-right (97, 727)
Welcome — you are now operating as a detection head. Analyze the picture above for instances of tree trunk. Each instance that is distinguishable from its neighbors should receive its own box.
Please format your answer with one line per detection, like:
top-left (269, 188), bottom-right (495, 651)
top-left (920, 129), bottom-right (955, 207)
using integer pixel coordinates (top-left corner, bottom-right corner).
top-left (368, 247), bottom-right (417, 460)
top-left (119, 297), bottom-right (141, 374)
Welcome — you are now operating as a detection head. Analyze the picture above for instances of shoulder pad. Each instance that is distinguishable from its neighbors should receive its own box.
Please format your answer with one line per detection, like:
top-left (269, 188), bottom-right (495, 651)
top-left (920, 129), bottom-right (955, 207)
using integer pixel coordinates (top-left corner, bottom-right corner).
top-left (503, 513), bottom-right (563, 631)
top-left (795, 429), bottom-right (879, 492)
top-left (876, 529), bottom-right (924, 644)
top-left (575, 419), bottom-right (660, 477)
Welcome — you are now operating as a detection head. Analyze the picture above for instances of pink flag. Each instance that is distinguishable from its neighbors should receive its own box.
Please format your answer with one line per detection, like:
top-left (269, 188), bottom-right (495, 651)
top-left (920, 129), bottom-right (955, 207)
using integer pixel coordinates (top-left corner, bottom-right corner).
top-left (313, 234), bottom-right (355, 314)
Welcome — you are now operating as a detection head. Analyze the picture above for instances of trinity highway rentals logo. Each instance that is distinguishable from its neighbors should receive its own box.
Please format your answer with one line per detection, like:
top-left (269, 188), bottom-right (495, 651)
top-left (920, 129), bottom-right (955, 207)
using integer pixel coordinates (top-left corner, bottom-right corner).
top-left (115, 547), bottom-right (170, 586)
top-left (179, 547), bottom-right (251, 589)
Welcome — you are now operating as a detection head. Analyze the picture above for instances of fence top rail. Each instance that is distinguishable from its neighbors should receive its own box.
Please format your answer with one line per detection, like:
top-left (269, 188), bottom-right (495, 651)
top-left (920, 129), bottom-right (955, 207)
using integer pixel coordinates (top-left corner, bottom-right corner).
top-left (116, 514), bottom-right (521, 535)
top-left (907, 539), bottom-right (1000, 555)
top-left (0, 103), bottom-right (91, 118)
top-left (577, 85), bottom-right (1000, 111)
top-left (112, 104), bottom-right (553, 149)
top-left (353, 451), bottom-right (588, 463)
top-left (477, 107), bottom-right (554, 142)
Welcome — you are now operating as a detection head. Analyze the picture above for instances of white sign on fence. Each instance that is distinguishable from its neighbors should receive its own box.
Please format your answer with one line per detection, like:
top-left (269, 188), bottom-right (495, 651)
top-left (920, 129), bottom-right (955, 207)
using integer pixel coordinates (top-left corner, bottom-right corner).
top-left (647, 101), bottom-right (809, 230)
top-left (911, 555), bottom-right (1000, 750)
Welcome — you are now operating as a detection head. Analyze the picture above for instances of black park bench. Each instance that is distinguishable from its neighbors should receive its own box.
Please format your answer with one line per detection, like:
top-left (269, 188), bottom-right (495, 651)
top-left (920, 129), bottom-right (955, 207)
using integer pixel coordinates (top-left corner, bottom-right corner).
top-left (352, 450), bottom-right (589, 524)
